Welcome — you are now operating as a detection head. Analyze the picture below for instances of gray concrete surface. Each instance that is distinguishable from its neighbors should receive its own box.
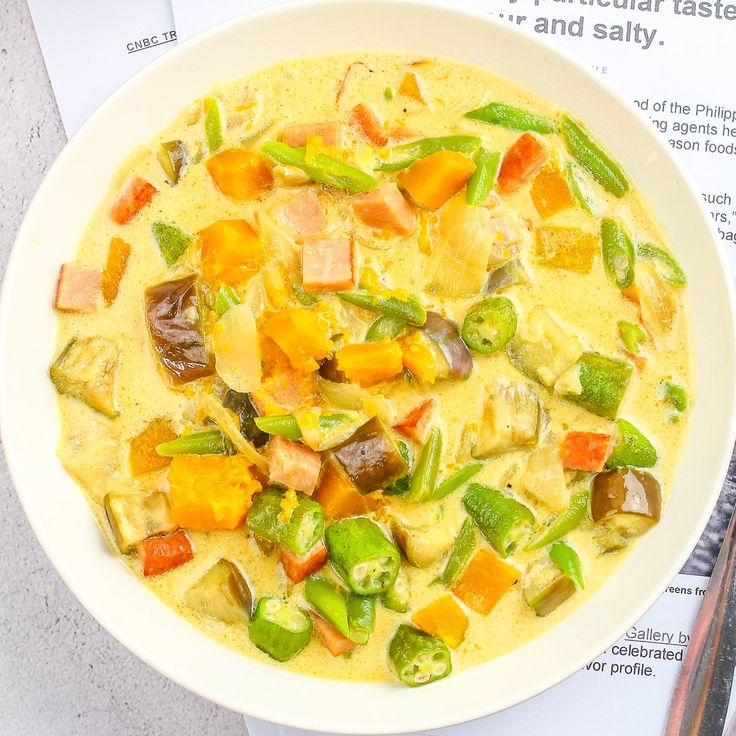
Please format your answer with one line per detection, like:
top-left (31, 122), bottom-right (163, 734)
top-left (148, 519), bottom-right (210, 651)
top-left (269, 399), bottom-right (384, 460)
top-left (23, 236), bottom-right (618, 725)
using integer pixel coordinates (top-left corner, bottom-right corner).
top-left (0, 2), bottom-right (245, 734)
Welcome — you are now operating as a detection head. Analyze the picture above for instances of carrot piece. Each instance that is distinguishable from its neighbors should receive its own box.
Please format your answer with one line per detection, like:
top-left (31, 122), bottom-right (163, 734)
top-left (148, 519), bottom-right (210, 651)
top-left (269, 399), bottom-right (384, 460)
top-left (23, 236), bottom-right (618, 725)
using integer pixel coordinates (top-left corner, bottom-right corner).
top-left (199, 219), bottom-right (265, 287)
top-left (335, 340), bottom-right (404, 387)
top-left (110, 177), bottom-right (157, 225)
top-left (350, 103), bottom-right (388, 146)
top-left (312, 461), bottom-right (378, 519)
top-left (129, 418), bottom-right (177, 477)
top-left (168, 455), bottom-right (261, 531)
top-left (560, 431), bottom-right (613, 472)
top-left (262, 309), bottom-right (333, 372)
top-left (206, 149), bottom-right (273, 201)
top-left (100, 238), bottom-right (131, 305)
top-left (412, 595), bottom-right (469, 649)
top-left (498, 133), bottom-right (549, 194)
top-left (310, 613), bottom-right (358, 656)
top-left (399, 333), bottom-right (438, 385)
top-left (452, 548), bottom-right (519, 615)
top-left (398, 150), bottom-right (476, 211)
top-left (137, 530), bottom-right (193, 577)
top-left (279, 543), bottom-right (328, 584)
top-left (394, 399), bottom-right (437, 443)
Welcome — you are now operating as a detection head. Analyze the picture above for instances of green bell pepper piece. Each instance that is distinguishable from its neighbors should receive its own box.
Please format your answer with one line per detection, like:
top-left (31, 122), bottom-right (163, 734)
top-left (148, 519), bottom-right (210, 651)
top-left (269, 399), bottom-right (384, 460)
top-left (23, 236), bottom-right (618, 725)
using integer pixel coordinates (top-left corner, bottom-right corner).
top-left (204, 97), bottom-right (223, 153)
top-left (526, 490), bottom-right (589, 550)
top-left (617, 320), bottom-right (646, 354)
top-left (151, 222), bottom-right (193, 267)
top-left (215, 284), bottom-right (240, 317)
top-left (549, 540), bottom-right (585, 590)
top-left (607, 419), bottom-right (657, 468)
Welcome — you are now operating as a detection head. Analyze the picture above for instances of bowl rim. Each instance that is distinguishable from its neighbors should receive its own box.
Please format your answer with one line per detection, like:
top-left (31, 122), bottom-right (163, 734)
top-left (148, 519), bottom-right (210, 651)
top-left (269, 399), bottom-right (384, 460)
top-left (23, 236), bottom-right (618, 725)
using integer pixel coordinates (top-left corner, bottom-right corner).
top-left (3, 0), bottom-right (736, 732)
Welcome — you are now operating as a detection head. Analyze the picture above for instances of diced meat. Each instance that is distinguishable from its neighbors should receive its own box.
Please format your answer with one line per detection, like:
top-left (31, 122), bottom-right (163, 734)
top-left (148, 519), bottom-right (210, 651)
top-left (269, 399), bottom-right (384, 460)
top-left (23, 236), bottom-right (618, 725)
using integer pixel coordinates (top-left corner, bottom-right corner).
top-left (267, 436), bottom-right (322, 495)
top-left (394, 399), bottom-right (437, 444)
top-left (353, 182), bottom-right (415, 236)
top-left (54, 263), bottom-right (101, 313)
top-left (310, 613), bottom-right (358, 656)
top-left (137, 530), bottom-right (194, 577)
top-left (302, 237), bottom-right (356, 293)
top-left (497, 133), bottom-right (549, 194)
top-left (279, 542), bottom-right (328, 584)
top-left (280, 189), bottom-right (326, 238)
top-left (281, 122), bottom-right (343, 148)
top-left (350, 103), bottom-right (388, 146)
top-left (109, 177), bottom-right (157, 225)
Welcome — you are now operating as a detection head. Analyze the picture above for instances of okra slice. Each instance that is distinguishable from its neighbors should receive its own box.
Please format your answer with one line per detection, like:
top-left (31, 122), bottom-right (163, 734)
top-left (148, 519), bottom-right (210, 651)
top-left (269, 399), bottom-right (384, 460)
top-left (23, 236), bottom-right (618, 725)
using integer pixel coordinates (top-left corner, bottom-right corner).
top-left (381, 570), bottom-right (411, 613)
top-left (522, 560), bottom-right (576, 617)
top-left (461, 297), bottom-right (518, 354)
top-left (304, 576), bottom-right (351, 637)
top-left (347, 592), bottom-right (376, 645)
top-left (249, 597), bottom-right (313, 662)
top-left (389, 624), bottom-right (452, 687)
top-left (601, 218), bottom-right (635, 289)
top-left (606, 419), bottom-right (657, 468)
top-left (246, 487), bottom-right (324, 556)
top-left (407, 427), bottom-right (443, 503)
top-left (185, 559), bottom-right (253, 624)
top-left (325, 518), bottom-right (400, 595)
top-left (103, 491), bottom-right (176, 553)
top-left (463, 483), bottom-right (535, 558)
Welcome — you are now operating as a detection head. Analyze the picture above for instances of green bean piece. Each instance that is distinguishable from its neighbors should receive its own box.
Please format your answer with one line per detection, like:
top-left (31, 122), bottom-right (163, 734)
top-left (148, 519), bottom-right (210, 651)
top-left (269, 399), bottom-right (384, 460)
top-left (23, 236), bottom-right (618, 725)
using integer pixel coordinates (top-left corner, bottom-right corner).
top-left (435, 519), bottom-right (476, 587)
top-left (261, 140), bottom-right (377, 193)
top-left (151, 222), bottom-right (194, 267)
top-left (466, 149), bottom-right (501, 207)
top-left (662, 382), bottom-right (688, 412)
top-left (204, 98), bottom-right (223, 153)
top-left (389, 624), bottom-right (452, 687)
top-left (601, 218), bottom-right (635, 289)
top-left (461, 297), bottom-right (518, 354)
top-left (432, 462), bottom-right (484, 501)
top-left (607, 419), bottom-right (657, 468)
top-left (254, 414), bottom-right (302, 441)
top-left (463, 483), bottom-right (535, 557)
top-left (376, 135), bottom-right (482, 172)
top-left (249, 597), bottom-right (312, 662)
top-left (325, 517), bottom-right (401, 595)
top-left (337, 290), bottom-right (427, 326)
top-left (465, 102), bottom-right (556, 135)
top-left (215, 284), bottom-right (240, 317)
top-left (381, 570), bottom-right (411, 613)
top-left (637, 243), bottom-right (687, 286)
top-left (407, 427), bottom-right (443, 503)
top-left (385, 441), bottom-right (412, 496)
top-left (317, 413), bottom-right (351, 430)
top-left (526, 490), bottom-right (589, 550)
top-left (346, 593), bottom-right (376, 645)
top-left (559, 115), bottom-right (629, 198)
top-left (565, 162), bottom-right (598, 216)
top-left (156, 428), bottom-right (235, 457)
top-left (365, 315), bottom-right (406, 342)
top-left (246, 487), bottom-right (325, 556)
top-left (293, 282), bottom-right (318, 307)
top-left (304, 576), bottom-right (350, 637)
top-left (617, 320), bottom-right (646, 354)
top-left (549, 541), bottom-right (585, 590)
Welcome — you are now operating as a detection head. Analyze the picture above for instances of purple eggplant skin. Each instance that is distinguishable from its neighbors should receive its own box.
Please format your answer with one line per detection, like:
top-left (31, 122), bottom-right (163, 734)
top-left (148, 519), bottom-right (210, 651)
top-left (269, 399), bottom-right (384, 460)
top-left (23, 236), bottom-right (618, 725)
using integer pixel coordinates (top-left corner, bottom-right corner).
top-left (422, 311), bottom-right (473, 379)
top-left (145, 275), bottom-right (214, 384)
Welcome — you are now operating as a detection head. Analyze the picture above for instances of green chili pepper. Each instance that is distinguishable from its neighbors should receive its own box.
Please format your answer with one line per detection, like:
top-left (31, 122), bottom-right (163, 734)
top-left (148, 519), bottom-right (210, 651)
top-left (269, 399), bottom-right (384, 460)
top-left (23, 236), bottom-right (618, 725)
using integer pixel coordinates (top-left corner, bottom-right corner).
top-left (376, 135), bottom-right (482, 172)
top-left (461, 297), bottom-right (518, 354)
top-left (559, 115), bottom-right (629, 198)
top-left (151, 222), bottom-right (194, 267)
top-left (246, 487), bottom-right (325, 556)
top-left (381, 570), bottom-right (411, 613)
top-left (385, 441), bottom-right (412, 496)
top-left (293, 282), bottom-right (318, 307)
top-left (215, 284), bottom-right (239, 317)
top-left (549, 541), bottom-right (585, 590)
top-left (325, 517), bottom-right (401, 595)
top-left (254, 414), bottom-right (302, 441)
top-left (389, 624), bottom-right (452, 687)
top-left (346, 593), bottom-right (376, 645)
top-left (204, 98), bottom-right (223, 153)
top-left (617, 320), bottom-right (646, 354)
top-left (249, 597), bottom-right (312, 662)
top-left (432, 462), bottom-right (484, 501)
top-left (607, 419), bottom-right (657, 468)
top-left (435, 519), bottom-right (476, 587)
top-left (407, 427), bottom-right (443, 503)
top-left (261, 140), bottom-right (377, 193)
top-left (337, 290), bottom-right (427, 326)
top-left (662, 382), bottom-right (688, 412)
top-left (565, 162), bottom-right (599, 216)
top-left (601, 218), bottom-right (635, 289)
top-left (156, 428), bottom-right (234, 457)
top-left (466, 149), bottom-right (501, 207)
top-left (637, 243), bottom-right (687, 286)
top-left (465, 102), bottom-right (556, 135)
top-left (463, 483), bottom-right (535, 558)
top-left (526, 490), bottom-right (589, 550)
top-left (304, 576), bottom-right (350, 637)
top-left (365, 315), bottom-right (406, 342)
top-left (559, 352), bottom-right (633, 420)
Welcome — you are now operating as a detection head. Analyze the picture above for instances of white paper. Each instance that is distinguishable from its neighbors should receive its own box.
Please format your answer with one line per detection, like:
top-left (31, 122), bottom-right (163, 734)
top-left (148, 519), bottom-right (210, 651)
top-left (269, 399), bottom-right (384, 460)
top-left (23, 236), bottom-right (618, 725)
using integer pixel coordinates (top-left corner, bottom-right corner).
top-left (26, 0), bottom-right (177, 135)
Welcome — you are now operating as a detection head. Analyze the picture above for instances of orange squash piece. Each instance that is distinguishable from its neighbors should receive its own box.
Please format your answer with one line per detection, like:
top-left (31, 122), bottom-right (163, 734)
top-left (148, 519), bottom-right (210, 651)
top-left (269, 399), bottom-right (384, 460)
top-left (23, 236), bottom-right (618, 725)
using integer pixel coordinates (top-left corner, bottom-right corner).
top-left (312, 461), bottom-right (378, 519)
top-left (412, 595), bottom-right (469, 649)
top-left (168, 454), bottom-right (261, 531)
top-left (199, 219), bottom-right (265, 286)
top-left (262, 309), bottom-right (333, 372)
top-left (398, 151), bottom-right (476, 211)
top-left (101, 237), bottom-right (131, 306)
top-left (530, 166), bottom-right (575, 219)
top-left (534, 226), bottom-right (598, 274)
top-left (335, 340), bottom-right (404, 387)
top-left (400, 333), bottom-right (438, 385)
top-left (452, 548), bottom-right (520, 615)
top-left (206, 149), bottom-right (273, 201)
top-left (129, 419), bottom-right (177, 477)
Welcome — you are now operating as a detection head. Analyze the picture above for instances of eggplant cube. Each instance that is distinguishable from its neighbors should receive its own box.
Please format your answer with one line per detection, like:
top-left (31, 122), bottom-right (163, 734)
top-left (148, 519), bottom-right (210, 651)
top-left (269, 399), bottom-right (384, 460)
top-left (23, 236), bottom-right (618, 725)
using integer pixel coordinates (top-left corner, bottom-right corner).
top-left (103, 491), bottom-right (176, 553)
top-left (185, 559), bottom-right (254, 624)
top-left (591, 468), bottom-right (661, 537)
top-left (523, 561), bottom-right (576, 617)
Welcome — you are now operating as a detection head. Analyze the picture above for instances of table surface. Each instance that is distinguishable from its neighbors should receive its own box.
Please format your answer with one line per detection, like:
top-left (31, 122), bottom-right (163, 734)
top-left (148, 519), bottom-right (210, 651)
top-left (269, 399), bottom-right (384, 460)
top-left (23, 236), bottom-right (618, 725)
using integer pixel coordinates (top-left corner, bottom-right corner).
top-left (0, 1), bottom-right (245, 733)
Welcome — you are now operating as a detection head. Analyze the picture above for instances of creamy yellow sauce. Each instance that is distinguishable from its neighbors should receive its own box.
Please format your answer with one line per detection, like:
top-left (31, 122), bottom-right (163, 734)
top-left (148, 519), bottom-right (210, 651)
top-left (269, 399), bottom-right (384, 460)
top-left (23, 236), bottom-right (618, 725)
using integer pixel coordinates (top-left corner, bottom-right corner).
top-left (53, 52), bottom-right (691, 683)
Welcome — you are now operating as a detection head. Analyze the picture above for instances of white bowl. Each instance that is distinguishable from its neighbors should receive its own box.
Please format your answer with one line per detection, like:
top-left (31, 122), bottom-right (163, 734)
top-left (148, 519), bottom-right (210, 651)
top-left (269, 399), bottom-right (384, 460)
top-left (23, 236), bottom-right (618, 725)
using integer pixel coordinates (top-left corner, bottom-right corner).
top-left (2, 1), bottom-right (735, 732)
